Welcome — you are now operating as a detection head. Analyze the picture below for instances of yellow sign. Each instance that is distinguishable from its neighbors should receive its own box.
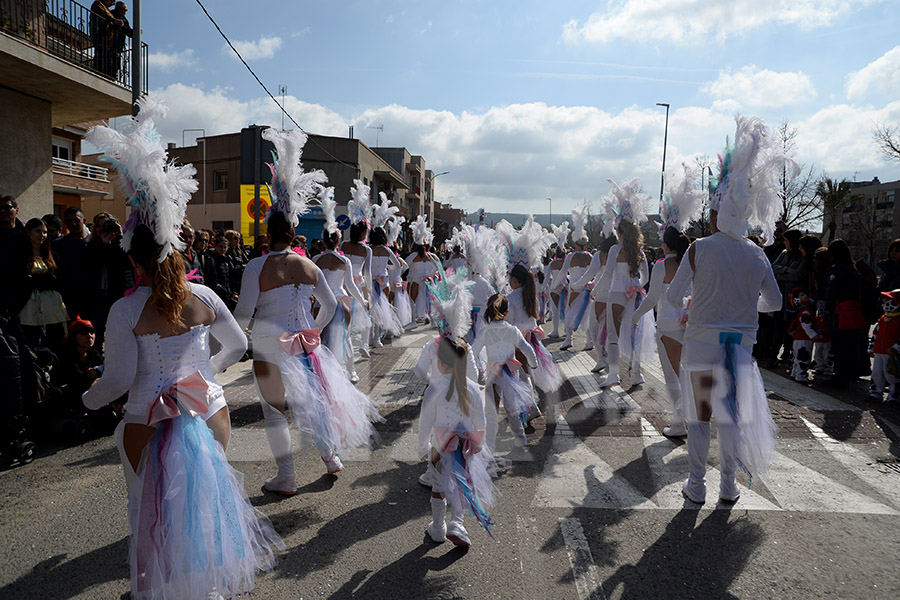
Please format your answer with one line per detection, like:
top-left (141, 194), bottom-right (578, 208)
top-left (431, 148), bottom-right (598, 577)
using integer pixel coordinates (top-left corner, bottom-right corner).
top-left (239, 184), bottom-right (271, 245)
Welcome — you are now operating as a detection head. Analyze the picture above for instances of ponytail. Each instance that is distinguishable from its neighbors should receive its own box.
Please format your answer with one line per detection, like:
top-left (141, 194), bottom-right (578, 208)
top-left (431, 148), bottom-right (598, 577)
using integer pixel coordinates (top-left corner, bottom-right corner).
top-left (437, 336), bottom-right (470, 416)
top-left (129, 224), bottom-right (189, 328)
top-left (510, 264), bottom-right (538, 319)
top-left (484, 293), bottom-right (509, 323)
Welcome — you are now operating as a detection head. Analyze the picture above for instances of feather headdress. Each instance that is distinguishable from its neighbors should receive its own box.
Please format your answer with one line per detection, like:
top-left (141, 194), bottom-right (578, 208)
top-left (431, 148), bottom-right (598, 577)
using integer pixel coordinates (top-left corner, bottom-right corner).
top-left (262, 128), bottom-right (328, 227)
top-left (659, 163), bottom-right (705, 235)
top-left (465, 224), bottom-right (508, 289)
top-left (550, 220), bottom-right (571, 250)
top-left (711, 115), bottom-right (800, 244)
top-left (425, 263), bottom-right (475, 340)
top-left (601, 178), bottom-right (651, 236)
top-left (348, 179), bottom-right (372, 225)
top-left (372, 192), bottom-right (399, 230)
top-left (85, 97), bottom-right (197, 261)
top-left (385, 216), bottom-right (405, 246)
top-left (411, 214), bottom-right (433, 247)
top-left (570, 204), bottom-right (589, 244)
top-left (318, 185), bottom-right (337, 234)
top-left (496, 216), bottom-right (554, 271)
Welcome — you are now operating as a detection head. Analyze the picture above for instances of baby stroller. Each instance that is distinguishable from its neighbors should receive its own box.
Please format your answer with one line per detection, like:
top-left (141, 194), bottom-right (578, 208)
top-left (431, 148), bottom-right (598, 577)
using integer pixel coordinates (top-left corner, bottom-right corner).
top-left (0, 317), bottom-right (45, 466)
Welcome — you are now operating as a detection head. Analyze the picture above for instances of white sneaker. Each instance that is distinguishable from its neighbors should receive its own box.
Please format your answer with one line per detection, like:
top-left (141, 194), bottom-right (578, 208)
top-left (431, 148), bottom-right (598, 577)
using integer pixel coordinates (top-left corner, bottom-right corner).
top-left (372, 338), bottom-right (384, 348)
top-left (720, 479), bottom-right (741, 503)
top-left (590, 359), bottom-right (608, 373)
top-left (418, 470), bottom-right (433, 487)
top-left (359, 346), bottom-right (370, 358)
top-left (446, 521), bottom-right (470, 547)
top-left (598, 373), bottom-right (619, 388)
top-left (263, 473), bottom-right (297, 496)
top-left (349, 371), bottom-right (360, 384)
top-left (582, 344), bottom-right (594, 352)
top-left (426, 520), bottom-right (447, 543)
top-left (323, 454), bottom-right (344, 474)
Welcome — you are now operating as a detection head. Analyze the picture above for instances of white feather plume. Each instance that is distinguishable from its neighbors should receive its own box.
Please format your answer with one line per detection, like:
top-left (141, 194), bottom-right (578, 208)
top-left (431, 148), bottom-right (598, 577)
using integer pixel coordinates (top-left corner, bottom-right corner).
top-left (411, 214), bottom-right (433, 246)
top-left (348, 179), bottom-right (372, 225)
top-left (570, 204), bottom-right (589, 244)
top-left (660, 163), bottom-right (705, 234)
top-left (550, 220), bottom-right (571, 250)
top-left (467, 224), bottom-right (508, 289)
top-left (372, 192), bottom-right (399, 230)
top-left (318, 185), bottom-right (337, 234)
top-left (713, 115), bottom-right (800, 244)
top-left (426, 264), bottom-right (475, 340)
top-left (85, 97), bottom-right (197, 261)
top-left (261, 128), bottom-right (328, 227)
top-left (607, 178), bottom-right (651, 227)
top-left (385, 216), bottom-right (405, 246)
top-left (497, 215), bottom-right (554, 271)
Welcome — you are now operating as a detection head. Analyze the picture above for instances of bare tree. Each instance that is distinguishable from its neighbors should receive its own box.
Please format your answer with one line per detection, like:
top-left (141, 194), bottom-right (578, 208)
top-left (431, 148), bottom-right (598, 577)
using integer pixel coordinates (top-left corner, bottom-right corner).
top-left (776, 121), bottom-right (821, 231)
top-left (690, 154), bottom-right (713, 238)
top-left (873, 122), bottom-right (900, 162)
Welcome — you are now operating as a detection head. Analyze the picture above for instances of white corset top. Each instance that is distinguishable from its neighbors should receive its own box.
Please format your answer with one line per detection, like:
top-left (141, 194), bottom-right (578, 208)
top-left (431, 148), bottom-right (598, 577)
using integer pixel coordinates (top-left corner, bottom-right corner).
top-left (129, 325), bottom-right (223, 418)
top-left (371, 255), bottom-right (391, 279)
top-left (480, 322), bottom-right (519, 364)
top-left (252, 283), bottom-right (316, 337)
top-left (610, 262), bottom-right (640, 293)
top-left (347, 254), bottom-right (365, 278)
top-left (568, 266), bottom-right (588, 287)
top-left (321, 268), bottom-right (348, 299)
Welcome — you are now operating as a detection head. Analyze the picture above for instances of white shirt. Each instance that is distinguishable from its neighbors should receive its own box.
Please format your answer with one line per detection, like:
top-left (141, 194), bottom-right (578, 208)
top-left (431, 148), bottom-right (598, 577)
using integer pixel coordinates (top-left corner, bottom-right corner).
top-left (418, 375), bottom-right (486, 458)
top-left (507, 287), bottom-right (538, 331)
top-left (471, 320), bottom-right (538, 368)
top-left (666, 232), bottom-right (782, 345)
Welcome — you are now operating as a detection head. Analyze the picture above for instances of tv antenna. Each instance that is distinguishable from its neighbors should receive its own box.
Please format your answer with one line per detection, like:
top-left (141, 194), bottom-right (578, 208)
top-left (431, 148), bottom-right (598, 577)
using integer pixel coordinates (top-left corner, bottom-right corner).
top-left (279, 85), bottom-right (287, 130)
top-left (368, 124), bottom-right (384, 147)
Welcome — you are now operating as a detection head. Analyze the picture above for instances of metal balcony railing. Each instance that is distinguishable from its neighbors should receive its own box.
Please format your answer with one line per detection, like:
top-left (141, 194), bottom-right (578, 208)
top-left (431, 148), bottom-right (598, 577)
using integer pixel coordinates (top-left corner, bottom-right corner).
top-left (52, 156), bottom-right (109, 182)
top-left (0, 0), bottom-right (148, 92)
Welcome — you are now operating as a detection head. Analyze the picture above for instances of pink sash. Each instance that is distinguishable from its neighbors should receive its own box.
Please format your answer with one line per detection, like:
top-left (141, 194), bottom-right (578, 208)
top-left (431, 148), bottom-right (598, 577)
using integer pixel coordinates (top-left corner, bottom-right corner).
top-left (434, 427), bottom-right (485, 457)
top-left (278, 329), bottom-right (321, 355)
top-left (488, 357), bottom-right (522, 377)
top-left (146, 371), bottom-right (211, 426)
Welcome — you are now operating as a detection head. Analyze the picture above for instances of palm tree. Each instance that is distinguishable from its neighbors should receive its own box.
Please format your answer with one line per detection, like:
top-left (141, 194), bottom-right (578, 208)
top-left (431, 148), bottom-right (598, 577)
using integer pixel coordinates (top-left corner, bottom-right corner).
top-left (815, 176), bottom-right (852, 244)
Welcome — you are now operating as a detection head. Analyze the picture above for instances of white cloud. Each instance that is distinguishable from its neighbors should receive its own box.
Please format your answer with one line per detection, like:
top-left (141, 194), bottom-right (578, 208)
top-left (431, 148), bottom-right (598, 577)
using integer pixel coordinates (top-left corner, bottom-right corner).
top-left (845, 46), bottom-right (900, 100)
top-left (290, 27), bottom-right (311, 39)
top-left (703, 66), bottom-right (817, 108)
top-left (226, 35), bottom-right (282, 60)
top-left (563, 0), bottom-right (882, 45)
top-left (146, 83), bottom-right (900, 215)
top-left (147, 49), bottom-right (197, 71)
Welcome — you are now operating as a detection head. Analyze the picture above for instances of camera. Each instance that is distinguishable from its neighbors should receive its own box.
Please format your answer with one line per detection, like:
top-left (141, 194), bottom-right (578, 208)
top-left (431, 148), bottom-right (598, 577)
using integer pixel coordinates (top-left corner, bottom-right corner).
top-left (102, 217), bottom-right (121, 235)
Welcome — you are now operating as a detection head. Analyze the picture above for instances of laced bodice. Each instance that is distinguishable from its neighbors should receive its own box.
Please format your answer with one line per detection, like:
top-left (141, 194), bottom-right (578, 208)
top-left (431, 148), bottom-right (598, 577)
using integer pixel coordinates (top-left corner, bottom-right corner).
top-left (321, 267), bottom-right (349, 299)
top-left (371, 254), bottom-right (392, 279)
top-left (252, 283), bottom-right (316, 336)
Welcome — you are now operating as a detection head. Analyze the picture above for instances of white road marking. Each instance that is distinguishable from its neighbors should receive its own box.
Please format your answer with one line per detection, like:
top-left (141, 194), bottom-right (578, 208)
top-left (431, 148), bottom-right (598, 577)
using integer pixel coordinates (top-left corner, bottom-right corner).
top-left (800, 416), bottom-right (900, 510)
top-left (559, 517), bottom-right (607, 600)
top-left (760, 370), bottom-right (856, 411)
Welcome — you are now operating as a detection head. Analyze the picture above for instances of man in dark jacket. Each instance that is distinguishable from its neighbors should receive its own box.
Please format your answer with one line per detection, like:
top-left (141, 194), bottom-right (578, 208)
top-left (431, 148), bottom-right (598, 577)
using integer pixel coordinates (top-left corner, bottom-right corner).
top-left (823, 239), bottom-right (866, 387)
top-left (0, 196), bottom-right (26, 317)
top-left (204, 235), bottom-right (236, 309)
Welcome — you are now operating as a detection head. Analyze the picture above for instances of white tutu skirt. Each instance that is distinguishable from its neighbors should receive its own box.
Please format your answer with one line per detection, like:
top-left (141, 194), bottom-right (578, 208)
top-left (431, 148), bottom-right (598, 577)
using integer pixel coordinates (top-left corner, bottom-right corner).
top-left (526, 331), bottom-right (562, 393)
top-left (682, 335), bottom-right (777, 485)
top-left (391, 281), bottom-right (414, 327)
top-left (413, 281), bottom-right (431, 319)
top-left (322, 299), bottom-right (353, 370)
top-left (349, 296), bottom-right (371, 336)
top-left (608, 292), bottom-right (656, 365)
top-left (277, 341), bottom-right (382, 454)
top-left (130, 413), bottom-right (283, 600)
top-left (565, 289), bottom-right (593, 332)
top-left (370, 278), bottom-right (404, 336)
top-left (434, 430), bottom-right (498, 538)
top-left (491, 366), bottom-right (541, 425)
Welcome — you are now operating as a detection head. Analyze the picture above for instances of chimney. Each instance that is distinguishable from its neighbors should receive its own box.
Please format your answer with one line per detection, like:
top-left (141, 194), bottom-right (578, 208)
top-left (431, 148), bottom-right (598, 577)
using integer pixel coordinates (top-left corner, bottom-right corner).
top-left (349, 125), bottom-right (354, 139)
top-left (167, 142), bottom-right (176, 151)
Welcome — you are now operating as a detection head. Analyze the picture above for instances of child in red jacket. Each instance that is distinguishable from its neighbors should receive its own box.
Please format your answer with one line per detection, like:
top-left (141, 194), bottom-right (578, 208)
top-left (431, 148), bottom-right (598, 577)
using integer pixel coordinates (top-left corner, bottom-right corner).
top-left (787, 288), bottom-right (818, 383)
top-left (869, 289), bottom-right (900, 405)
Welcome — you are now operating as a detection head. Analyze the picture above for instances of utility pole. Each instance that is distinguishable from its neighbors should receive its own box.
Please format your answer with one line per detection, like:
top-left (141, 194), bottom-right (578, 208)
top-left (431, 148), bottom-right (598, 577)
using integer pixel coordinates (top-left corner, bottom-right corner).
top-left (131, 0), bottom-right (141, 115)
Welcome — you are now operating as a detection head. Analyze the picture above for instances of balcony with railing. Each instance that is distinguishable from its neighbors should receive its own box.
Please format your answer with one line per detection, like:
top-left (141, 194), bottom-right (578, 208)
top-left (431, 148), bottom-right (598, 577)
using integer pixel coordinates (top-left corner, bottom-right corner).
top-left (52, 156), bottom-right (110, 194)
top-left (1, 0), bottom-right (148, 90)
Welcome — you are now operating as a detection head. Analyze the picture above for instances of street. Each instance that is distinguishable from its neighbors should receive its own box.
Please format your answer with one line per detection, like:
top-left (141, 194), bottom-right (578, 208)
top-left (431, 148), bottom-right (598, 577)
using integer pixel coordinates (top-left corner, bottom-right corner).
top-left (2, 330), bottom-right (899, 600)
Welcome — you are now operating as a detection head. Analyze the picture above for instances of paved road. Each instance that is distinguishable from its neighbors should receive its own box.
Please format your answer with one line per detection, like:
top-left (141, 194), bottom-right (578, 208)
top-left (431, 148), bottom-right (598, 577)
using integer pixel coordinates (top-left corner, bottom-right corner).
top-left (2, 329), bottom-right (900, 599)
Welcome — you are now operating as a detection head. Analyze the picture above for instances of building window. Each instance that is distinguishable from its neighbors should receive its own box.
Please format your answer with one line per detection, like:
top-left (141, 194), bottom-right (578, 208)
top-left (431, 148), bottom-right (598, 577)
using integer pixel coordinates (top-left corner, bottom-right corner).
top-left (212, 220), bottom-right (234, 232)
top-left (52, 138), bottom-right (72, 161)
top-left (213, 170), bottom-right (228, 191)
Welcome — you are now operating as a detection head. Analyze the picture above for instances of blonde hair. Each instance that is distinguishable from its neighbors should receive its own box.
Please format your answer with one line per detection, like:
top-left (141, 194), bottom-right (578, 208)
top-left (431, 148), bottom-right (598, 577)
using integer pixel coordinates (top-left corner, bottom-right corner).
top-left (131, 225), bottom-right (190, 328)
top-left (437, 336), bottom-right (470, 417)
top-left (617, 219), bottom-right (644, 279)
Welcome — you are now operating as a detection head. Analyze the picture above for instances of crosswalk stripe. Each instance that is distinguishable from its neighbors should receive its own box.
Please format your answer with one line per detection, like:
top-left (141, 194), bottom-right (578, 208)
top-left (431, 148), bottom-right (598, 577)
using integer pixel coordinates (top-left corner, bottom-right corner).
top-left (559, 517), bottom-right (607, 600)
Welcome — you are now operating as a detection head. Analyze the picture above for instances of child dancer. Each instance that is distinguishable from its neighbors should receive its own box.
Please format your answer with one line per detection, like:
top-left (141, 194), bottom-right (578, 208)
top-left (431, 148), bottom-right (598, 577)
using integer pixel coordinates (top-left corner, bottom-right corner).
top-left (508, 264), bottom-right (562, 394)
top-left (419, 336), bottom-right (495, 547)
top-left (559, 205), bottom-right (593, 351)
top-left (472, 293), bottom-right (539, 450)
top-left (386, 216), bottom-right (414, 328)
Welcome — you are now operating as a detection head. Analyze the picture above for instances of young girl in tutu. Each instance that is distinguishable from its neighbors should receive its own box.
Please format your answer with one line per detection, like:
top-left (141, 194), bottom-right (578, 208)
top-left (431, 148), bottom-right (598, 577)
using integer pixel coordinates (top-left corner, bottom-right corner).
top-left (419, 335), bottom-right (496, 547)
top-left (507, 264), bottom-right (562, 394)
top-left (472, 293), bottom-right (539, 450)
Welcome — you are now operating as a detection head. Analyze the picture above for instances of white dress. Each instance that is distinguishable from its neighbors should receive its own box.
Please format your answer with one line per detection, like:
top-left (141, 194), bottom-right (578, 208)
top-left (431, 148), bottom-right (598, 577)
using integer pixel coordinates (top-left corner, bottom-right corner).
top-left (370, 249), bottom-right (404, 336)
top-left (408, 254), bottom-right (439, 319)
top-left (507, 287), bottom-right (562, 392)
top-left (388, 253), bottom-right (414, 327)
top-left (82, 283), bottom-right (282, 600)
top-left (314, 250), bottom-right (367, 372)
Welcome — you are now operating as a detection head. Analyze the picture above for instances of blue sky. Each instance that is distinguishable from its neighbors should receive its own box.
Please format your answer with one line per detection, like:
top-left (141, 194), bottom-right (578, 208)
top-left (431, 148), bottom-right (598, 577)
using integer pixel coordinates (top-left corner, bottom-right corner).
top-left (138, 0), bottom-right (900, 216)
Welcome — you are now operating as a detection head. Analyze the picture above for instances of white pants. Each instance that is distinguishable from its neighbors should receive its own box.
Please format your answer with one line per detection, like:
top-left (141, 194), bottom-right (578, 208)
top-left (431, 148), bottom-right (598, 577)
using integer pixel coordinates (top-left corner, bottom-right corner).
top-left (791, 340), bottom-right (814, 381)
top-left (871, 353), bottom-right (898, 399)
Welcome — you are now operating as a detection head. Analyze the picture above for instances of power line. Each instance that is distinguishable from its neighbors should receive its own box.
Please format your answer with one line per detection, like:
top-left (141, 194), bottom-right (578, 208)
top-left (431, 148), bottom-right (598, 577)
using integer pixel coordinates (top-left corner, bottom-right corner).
top-left (192, 0), bottom-right (359, 173)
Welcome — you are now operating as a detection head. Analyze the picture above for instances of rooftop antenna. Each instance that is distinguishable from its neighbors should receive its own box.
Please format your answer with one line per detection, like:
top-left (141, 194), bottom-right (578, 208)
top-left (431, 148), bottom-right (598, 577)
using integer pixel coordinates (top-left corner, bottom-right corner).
top-left (368, 124), bottom-right (384, 147)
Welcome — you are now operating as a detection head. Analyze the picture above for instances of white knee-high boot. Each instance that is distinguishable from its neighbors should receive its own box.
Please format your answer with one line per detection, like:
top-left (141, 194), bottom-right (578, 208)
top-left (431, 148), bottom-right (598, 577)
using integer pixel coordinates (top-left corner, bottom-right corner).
top-left (600, 342), bottom-right (619, 387)
top-left (561, 325), bottom-right (574, 350)
top-left (484, 387), bottom-right (500, 454)
top-left (716, 422), bottom-right (741, 502)
top-left (549, 301), bottom-right (560, 337)
top-left (259, 393), bottom-right (295, 489)
top-left (426, 496), bottom-right (447, 542)
top-left (584, 309), bottom-right (596, 351)
top-left (683, 421), bottom-right (710, 503)
top-left (446, 496), bottom-right (471, 547)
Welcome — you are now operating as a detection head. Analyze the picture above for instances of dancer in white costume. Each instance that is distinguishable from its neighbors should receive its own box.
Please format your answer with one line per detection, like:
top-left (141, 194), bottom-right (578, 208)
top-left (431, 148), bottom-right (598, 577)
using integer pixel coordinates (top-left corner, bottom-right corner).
top-left (507, 264), bottom-right (562, 394)
top-left (631, 165), bottom-right (705, 437)
top-left (666, 114), bottom-right (795, 504)
top-left (472, 293), bottom-right (539, 450)
top-left (578, 181), bottom-right (656, 390)
top-left (545, 221), bottom-right (570, 338)
top-left (368, 194), bottom-right (405, 343)
top-left (386, 216), bottom-right (414, 328)
top-left (572, 234), bottom-right (619, 373)
top-left (235, 130), bottom-right (381, 496)
top-left (82, 102), bottom-right (282, 599)
top-left (342, 179), bottom-right (374, 357)
top-left (558, 206), bottom-right (593, 351)
top-left (408, 215), bottom-right (440, 322)
top-left (313, 192), bottom-right (368, 383)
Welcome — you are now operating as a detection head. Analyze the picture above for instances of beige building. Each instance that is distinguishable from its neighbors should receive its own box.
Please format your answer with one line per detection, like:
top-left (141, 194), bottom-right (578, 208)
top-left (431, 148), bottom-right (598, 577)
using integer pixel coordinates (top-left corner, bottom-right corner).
top-left (0, 0), bottom-right (145, 220)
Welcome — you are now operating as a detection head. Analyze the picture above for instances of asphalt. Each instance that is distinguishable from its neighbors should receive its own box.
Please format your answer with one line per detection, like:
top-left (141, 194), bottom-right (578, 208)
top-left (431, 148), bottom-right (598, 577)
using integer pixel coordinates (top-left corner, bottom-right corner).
top-left (1, 328), bottom-right (899, 600)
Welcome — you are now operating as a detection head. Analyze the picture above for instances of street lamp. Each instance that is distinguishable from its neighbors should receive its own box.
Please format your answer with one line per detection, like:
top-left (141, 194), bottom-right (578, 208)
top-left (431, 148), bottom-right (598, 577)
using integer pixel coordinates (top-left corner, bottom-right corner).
top-left (656, 103), bottom-right (670, 204)
top-left (546, 197), bottom-right (552, 227)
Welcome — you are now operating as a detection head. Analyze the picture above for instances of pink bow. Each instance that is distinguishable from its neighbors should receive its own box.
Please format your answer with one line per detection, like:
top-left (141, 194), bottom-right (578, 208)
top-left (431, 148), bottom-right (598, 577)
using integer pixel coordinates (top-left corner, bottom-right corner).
top-left (278, 329), bottom-right (321, 356)
top-left (394, 280), bottom-right (409, 291)
top-left (146, 371), bottom-right (210, 426)
top-left (625, 285), bottom-right (647, 300)
top-left (527, 327), bottom-right (546, 342)
top-left (434, 427), bottom-right (485, 458)
top-left (185, 268), bottom-right (202, 281)
top-left (489, 358), bottom-right (522, 377)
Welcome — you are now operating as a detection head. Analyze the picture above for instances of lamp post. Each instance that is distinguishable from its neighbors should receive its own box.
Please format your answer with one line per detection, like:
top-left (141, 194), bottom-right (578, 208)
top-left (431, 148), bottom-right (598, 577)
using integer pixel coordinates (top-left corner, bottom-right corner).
top-left (656, 102), bottom-right (670, 204)
top-left (546, 197), bottom-right (552, 227)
